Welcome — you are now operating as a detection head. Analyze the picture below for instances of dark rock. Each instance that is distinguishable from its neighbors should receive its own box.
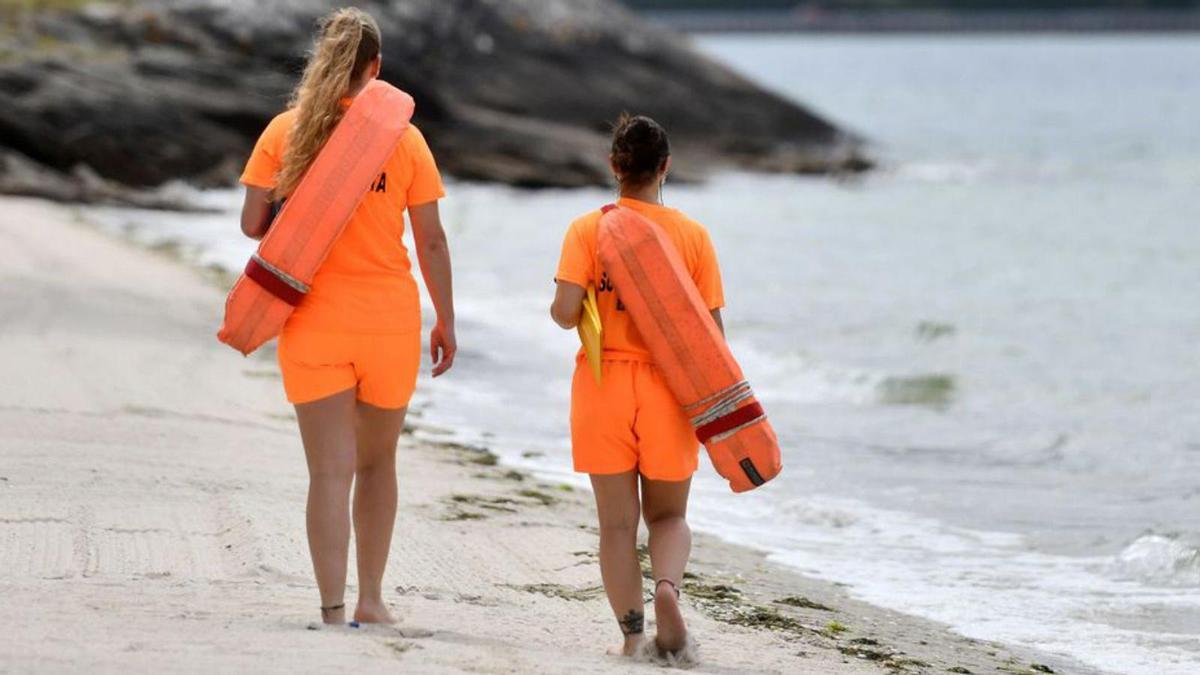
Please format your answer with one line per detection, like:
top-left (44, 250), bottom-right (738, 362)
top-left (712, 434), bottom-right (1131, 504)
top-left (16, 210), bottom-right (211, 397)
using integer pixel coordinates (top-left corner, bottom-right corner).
top-left (0, 0), bottom-right (870, 195)
top-left (0, 148), bottom-right (220, 211)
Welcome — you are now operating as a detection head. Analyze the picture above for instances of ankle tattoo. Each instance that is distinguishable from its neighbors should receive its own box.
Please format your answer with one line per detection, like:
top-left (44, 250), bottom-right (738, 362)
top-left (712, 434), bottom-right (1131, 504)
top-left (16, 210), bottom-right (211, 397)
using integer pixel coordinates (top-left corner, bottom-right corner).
top-left (618, 608), bottom-right (645, 635)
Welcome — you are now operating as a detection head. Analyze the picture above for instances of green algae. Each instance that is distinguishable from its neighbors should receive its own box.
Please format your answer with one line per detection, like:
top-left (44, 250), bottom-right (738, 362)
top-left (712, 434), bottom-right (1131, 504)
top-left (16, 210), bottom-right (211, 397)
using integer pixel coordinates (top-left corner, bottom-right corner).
top-left (441, 511), bottom-right (486, 522)
top-left (725, 606), bottom-right (808, 633)
top-left (448, 494), bottom-right (518, 513)
top-left (684, 581), bottom-right (742, 602)
top-left (517, 489), bottom-right (556, 506)
top-left (682, 577), bottom-right (817, 639)
top-left (468, 451), bottom-right (499, 466)
top-left (877, 373), bottom-right (956, 408)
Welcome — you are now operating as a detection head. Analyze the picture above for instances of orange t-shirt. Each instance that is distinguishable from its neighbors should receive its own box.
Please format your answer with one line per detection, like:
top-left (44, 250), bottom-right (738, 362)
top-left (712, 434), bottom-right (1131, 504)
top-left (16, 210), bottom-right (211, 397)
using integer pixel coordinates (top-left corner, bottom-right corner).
top-left (240, 104), bottom-right (445, 334)
top-left (556, 197), bottom-right (724, 360)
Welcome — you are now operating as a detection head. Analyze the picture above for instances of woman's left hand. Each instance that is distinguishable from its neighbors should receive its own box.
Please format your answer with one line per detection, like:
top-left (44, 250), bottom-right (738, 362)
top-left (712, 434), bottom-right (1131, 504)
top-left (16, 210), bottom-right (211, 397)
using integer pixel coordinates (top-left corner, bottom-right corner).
top-left (430, 320), bottom-right (456, 377)
top-left (409, 200), bottom-right (457, 377)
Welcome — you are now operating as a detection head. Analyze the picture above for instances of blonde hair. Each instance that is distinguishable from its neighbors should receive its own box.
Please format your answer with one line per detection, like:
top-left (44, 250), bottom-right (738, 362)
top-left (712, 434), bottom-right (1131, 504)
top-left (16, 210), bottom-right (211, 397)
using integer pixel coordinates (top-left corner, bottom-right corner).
top-left (274, 7), bottom-right (381, 199)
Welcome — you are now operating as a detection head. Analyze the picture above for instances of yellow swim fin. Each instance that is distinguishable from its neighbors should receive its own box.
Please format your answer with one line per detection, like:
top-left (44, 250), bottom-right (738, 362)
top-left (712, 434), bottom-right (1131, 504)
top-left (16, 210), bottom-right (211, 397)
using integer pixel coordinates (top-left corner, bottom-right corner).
top-left (577, 285), bottom-right (603, 384)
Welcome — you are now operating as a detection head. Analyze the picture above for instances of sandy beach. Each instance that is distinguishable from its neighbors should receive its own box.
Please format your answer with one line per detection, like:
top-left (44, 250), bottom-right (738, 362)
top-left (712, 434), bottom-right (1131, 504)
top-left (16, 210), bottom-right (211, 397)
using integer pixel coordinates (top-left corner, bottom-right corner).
top-left (0, 195), bottom-right (1091, 674)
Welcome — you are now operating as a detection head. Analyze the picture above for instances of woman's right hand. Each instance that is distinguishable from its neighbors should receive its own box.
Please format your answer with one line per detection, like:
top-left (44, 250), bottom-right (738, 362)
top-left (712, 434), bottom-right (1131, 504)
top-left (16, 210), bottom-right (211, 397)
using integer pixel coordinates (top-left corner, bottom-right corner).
top-left (239, 186), bottom-right (274, 240)
top-left (550, 280), bottom-right (586, 329)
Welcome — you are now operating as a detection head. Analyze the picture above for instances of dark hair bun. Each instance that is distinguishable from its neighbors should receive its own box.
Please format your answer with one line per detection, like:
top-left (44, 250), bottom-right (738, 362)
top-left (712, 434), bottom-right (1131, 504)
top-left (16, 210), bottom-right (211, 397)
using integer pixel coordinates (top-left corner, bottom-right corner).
top-left (611, 114), bottom-right (670, 188)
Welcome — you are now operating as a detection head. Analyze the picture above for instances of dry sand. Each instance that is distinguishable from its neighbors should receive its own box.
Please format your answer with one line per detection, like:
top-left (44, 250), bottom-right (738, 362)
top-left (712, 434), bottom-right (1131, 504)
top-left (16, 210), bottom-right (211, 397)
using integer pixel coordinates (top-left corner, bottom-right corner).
top-left (0, 197), bottom-right (1093, 674)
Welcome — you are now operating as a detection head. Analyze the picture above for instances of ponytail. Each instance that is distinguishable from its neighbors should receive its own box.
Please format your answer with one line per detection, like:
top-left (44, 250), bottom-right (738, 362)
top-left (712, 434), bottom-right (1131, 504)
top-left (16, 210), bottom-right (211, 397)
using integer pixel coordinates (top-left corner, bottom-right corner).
top-left (274, 8), bottom-right (381, 199)
top-left (610, 114), bottom-right (670, 190)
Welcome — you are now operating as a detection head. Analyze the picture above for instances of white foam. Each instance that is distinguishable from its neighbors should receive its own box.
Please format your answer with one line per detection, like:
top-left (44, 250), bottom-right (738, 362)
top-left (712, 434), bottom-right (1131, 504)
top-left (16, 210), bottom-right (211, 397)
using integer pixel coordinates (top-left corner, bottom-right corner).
top-left (1112, 534), bottom-right (1200, 587)
top-left (688, 491), bottom-right (1200, 675)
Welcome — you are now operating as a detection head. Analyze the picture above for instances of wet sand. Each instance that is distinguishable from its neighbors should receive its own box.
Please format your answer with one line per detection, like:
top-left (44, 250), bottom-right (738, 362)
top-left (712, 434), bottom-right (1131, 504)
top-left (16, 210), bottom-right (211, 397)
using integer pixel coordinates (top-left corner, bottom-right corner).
top-left (0, 197), bottom-right (1093, 674)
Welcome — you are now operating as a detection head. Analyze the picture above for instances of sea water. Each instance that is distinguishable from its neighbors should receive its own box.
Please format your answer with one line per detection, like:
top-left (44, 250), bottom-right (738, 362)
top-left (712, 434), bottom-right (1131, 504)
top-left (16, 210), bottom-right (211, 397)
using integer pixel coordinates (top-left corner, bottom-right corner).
top-left (90, 34), bottom-right (1200, 674)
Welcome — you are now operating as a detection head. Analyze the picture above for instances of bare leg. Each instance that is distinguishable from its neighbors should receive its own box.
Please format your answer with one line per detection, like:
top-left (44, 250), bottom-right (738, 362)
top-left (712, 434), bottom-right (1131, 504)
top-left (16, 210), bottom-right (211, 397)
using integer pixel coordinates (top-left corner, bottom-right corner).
top-left (294, 388), bottom-right (358, 624)
top-left (352, 401), bottom-right (407, 623)
top-left (589, 471), bottom-right (646, 656)
top-left (641, 476), bottom-right (692, 653)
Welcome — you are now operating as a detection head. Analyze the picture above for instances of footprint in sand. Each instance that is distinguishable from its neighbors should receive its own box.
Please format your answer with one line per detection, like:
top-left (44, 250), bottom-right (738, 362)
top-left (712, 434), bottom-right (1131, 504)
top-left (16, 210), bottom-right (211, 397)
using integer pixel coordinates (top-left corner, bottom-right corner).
top-left (303, 621), bottom-right (436, 640)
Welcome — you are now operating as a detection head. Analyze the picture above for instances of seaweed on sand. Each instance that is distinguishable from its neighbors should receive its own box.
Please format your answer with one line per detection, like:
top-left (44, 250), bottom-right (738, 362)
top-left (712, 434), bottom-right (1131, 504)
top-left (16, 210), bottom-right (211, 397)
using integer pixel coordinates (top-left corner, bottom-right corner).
top-left (774, 595), bottom-right (834, 612)
top-left (682, 578), bottom-right (816, 638)
top-left (505, 583), bottom-right (604, 601)
top-left (516, 489), bottom-right (557, 506)
top-left (839, 644), bottom-right (893, 661)
top-left (825, 620), bottom-right (849, 635)
top-left (431, 440), bottom-right (498, 466)
top-left (441, 511), bottom-right (486, 522)
top-left (448, 494), bottom-right (519, 513)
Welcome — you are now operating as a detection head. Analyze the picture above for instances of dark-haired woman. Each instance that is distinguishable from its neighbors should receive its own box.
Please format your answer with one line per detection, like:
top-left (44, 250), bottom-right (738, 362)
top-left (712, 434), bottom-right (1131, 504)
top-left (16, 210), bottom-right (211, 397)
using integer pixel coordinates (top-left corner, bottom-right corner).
top-left (239, 8), bottom-right (456, 625)
top-left (550, 115), bottom-right (724, 658)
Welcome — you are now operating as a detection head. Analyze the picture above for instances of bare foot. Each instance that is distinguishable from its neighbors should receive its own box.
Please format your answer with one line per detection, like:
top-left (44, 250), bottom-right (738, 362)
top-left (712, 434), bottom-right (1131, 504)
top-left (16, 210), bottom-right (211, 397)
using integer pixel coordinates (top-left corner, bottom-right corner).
top-left (653, 581), bottom-right (687, 654)
top-left (607, 633), bottom-right (646, 657)
top-left (320, 604), bottom-right (346, 625)
top-left (354, 598), bottom-right (396, 624)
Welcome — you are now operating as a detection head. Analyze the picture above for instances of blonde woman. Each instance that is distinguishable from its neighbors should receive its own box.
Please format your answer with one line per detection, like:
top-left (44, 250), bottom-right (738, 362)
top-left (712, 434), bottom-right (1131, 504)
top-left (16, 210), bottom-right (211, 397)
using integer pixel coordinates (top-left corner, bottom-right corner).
top-left (238, 8), bottom-right (455, 625)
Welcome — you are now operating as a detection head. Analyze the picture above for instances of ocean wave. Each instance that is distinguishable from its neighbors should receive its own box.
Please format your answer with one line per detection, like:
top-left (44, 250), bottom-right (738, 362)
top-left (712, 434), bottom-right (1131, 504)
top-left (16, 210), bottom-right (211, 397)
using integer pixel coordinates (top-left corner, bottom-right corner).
top-left (736, 347), bottom-right (878, 406)
top-left (733, 339), bottom-right (958, 410)
top-left (1111, 534), bottom-right (1200, 587)
top-left (875, 373), bottom-right (956, 408)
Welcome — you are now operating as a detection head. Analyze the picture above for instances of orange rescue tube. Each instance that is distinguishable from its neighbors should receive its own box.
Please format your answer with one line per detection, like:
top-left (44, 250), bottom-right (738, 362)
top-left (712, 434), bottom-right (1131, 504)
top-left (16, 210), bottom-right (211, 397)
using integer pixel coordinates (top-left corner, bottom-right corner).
top-left (217, 81), bottom-right (415, 355)
top-left (597, 205), bottom-right (782, 493)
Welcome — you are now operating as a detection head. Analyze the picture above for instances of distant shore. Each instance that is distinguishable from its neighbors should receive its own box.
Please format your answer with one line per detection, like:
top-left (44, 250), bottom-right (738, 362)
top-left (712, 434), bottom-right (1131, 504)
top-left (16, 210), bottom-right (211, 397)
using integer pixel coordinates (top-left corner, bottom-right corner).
top-left (645, 9), bottom-right (1200, 33)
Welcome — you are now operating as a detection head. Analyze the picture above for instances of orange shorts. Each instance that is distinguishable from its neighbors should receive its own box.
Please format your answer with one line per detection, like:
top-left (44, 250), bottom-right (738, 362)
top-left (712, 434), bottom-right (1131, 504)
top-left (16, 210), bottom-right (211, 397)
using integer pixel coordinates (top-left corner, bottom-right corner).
top-left (570, 357), bottom-right (699, 481)
top-left (277, 326), bottom-right (421, 409)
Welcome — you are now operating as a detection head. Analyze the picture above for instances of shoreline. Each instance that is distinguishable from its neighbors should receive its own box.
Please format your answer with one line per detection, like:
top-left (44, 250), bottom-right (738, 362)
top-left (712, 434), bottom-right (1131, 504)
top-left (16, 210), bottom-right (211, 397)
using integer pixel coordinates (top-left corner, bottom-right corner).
top-left (0, 196), bottom-right (1096, 674)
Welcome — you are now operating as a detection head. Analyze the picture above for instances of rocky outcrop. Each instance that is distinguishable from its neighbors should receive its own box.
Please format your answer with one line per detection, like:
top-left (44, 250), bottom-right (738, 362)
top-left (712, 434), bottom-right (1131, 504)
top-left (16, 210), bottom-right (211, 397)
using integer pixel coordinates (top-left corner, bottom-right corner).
top-left (0, 0), bottom-right (870, 201)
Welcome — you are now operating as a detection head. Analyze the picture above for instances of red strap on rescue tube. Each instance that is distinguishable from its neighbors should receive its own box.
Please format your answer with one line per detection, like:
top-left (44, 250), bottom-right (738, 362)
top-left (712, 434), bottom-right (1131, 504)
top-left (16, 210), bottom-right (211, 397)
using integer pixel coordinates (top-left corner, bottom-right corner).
top-left (601, 203), bottom-right (618, 213)
top-left (244, 257), bottom-right (305, 307)
top-left (695, 402), bottom-right (765, 444)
